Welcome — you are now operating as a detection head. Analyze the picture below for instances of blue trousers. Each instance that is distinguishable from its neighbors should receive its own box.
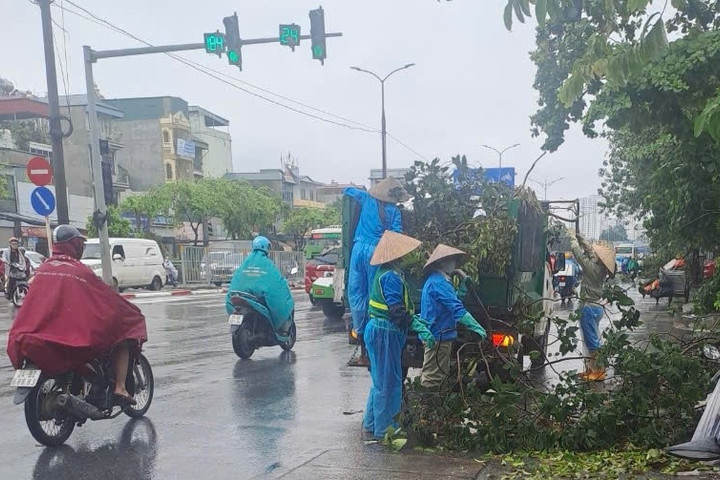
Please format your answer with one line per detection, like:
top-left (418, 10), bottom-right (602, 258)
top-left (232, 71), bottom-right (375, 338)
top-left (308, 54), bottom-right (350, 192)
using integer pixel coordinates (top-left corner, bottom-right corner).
top-left (348, 241), bottom-right (379, 337)
top-left (580, 305), bottom-right (604, 351)
top-left (363, 318), bottom-right (406, 438)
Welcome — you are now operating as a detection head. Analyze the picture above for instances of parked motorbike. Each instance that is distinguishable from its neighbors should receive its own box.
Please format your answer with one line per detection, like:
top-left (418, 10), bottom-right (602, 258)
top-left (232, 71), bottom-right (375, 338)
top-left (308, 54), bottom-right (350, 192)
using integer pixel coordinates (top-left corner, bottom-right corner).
top-left (3, 261), bottom-right (30, 308)
top-left (228, 291), bottom-right (297, 359)
top-left (10, 350), bottom-right (154, 446)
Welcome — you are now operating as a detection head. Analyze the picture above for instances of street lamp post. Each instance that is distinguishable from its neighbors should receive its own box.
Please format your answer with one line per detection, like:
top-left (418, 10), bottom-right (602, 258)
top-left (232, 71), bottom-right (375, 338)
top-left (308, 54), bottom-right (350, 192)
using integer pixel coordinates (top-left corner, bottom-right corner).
top-left (529, 176), bottom-right (565, 201)
top-left (351, 63), bottom-right (415, 179)
top-left (481, 143), bottom-right (520, 169)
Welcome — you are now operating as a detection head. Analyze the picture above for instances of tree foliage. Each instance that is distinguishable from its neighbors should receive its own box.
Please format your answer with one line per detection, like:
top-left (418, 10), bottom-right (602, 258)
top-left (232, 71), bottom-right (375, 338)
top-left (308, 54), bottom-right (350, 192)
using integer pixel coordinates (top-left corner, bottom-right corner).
top-left (216, 180), bottom-right (281, 240)
top-left (86, 206), bottom-right (133, 238)
top-left (281, 207), bottom-right (326, 251)
top-left (599, 223), bottom-right (628, 242)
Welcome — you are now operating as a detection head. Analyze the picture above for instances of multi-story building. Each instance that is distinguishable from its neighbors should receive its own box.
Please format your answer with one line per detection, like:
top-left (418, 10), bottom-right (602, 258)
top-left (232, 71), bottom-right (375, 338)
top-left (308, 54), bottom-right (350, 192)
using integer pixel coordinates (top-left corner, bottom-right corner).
top-left (316, 181), bottom-right (365, 205)
top-left (579, 195), bottom-right (615, 241)
top-left (225, 164), bottom-right (325, 208)
top-left (189, 106), bottom-right (232, 178)
top-left (106, 97), bottom-right (229, 191)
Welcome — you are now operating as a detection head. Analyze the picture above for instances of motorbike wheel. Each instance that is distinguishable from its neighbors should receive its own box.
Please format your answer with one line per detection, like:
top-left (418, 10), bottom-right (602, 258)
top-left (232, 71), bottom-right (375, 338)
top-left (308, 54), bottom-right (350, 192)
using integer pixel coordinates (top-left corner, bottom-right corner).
top-left (232, 326), bottom-right (255, 359)
top-left (12, 284), bottom-right (28, 308)
top-left (25, 378), bottom-right (75, 446)
top-left (280, 322), bottom-right (297, 351)
top-left (125, 354), bottom-right (154, 418)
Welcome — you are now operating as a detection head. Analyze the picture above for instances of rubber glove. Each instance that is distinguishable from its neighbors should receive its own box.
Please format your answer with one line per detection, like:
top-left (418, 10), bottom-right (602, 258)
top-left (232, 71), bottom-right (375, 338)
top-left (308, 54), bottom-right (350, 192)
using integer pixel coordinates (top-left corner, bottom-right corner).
top-left (411, 315), bottom-right (436, 350)
top-left (457, 276), bottom-right (473, 300)
top-left (458, 312), bottom-right (487, 340)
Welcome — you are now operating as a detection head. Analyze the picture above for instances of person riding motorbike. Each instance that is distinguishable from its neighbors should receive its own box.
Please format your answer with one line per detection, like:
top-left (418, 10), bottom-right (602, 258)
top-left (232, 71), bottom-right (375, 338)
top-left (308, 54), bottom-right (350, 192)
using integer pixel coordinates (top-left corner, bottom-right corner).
top-left (344, 177), bottom-right (409, 366)
top-left (225, 236), bottom-right (294, 335)
top-left (6, 225), bottom-right (147, 405)
top-left (2, 237), bottom-right (30, 300)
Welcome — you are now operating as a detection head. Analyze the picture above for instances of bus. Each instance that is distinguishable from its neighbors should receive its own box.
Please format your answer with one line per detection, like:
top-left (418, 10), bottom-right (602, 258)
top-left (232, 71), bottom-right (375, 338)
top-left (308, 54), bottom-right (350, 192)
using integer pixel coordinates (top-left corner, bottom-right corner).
top-left (303, 226), bottom-right (342, 259)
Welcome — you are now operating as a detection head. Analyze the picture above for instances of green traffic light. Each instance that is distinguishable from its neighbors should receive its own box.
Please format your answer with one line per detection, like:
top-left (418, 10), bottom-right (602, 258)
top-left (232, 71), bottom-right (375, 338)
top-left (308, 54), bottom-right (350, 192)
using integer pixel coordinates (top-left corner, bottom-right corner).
top-left (228, 50), bottom-right (239, 64)
top-left (312, 45), bottom-right (324, 58)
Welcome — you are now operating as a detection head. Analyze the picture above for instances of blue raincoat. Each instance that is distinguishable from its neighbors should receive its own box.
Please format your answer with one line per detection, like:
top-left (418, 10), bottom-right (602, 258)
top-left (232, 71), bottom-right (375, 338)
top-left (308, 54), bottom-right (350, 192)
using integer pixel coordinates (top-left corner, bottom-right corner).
top-left (225, 251), bottom-right (294, 332)
top-left (363, 269), bottom-right (407, 438)
top-left (421, 271), bottom-right (468, 342)
top-left (344, 187), bottom-right (403, 336)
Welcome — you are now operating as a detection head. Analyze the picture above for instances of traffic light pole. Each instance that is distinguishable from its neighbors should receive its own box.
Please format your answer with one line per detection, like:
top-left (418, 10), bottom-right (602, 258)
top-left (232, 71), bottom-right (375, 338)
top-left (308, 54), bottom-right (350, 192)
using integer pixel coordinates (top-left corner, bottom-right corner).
top-left (83, 31), bottom-right (341, 285)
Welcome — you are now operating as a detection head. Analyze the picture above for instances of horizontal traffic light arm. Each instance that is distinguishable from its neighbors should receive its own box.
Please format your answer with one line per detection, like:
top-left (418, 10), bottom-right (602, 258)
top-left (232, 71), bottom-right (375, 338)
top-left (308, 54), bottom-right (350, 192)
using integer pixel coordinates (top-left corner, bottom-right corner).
top-left (88, 33), bottom-right (342, 62)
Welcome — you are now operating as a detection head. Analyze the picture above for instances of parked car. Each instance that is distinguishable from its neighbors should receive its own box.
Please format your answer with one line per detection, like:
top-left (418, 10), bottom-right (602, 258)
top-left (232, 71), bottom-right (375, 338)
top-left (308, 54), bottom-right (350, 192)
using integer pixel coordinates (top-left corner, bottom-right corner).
top-left (81, 238), bottom-right (165, 291)
top-left (202, 252), bottom-right (245, 286)
top-left (304, 248), bottom-right (339, 304)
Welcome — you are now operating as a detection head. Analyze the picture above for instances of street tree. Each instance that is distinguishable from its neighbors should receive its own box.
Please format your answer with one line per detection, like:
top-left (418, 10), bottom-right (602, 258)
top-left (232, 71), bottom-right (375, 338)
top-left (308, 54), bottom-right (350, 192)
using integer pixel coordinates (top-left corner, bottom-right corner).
top-left (217, 180), bottom-right (282, 240)
top-left (86, 205), bottom-right (132, 238)
top-left (119, 187), bottom-right (171, 234)
top-left (282, 207), bottom-right (325, 251)
top-left (161, 179), bottom-right (222, 246)
top-left (599, 223), bottom-right (628, 243)
top-left (498, 0), bottom-right (720, 252)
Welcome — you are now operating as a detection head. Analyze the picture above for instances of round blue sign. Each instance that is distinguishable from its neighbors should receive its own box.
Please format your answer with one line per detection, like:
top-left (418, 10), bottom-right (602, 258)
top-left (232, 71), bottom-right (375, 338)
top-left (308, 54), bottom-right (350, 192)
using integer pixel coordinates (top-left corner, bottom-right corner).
top-left (30, 186), bottom-right (56, 217)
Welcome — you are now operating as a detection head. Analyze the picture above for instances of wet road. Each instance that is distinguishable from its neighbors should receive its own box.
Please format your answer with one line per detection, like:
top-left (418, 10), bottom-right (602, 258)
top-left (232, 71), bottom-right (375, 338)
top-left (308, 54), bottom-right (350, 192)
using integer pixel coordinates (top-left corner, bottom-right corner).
top-left (0, 292), bottom-right (374, 480)
top-left (0, 281), bottom-right (687, 479)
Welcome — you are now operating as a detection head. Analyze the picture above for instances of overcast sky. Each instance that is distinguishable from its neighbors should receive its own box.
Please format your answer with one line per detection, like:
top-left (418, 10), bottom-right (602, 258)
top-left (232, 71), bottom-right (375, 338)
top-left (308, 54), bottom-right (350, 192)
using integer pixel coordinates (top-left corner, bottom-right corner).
top-left (3, 0), bottom-right (607, 200)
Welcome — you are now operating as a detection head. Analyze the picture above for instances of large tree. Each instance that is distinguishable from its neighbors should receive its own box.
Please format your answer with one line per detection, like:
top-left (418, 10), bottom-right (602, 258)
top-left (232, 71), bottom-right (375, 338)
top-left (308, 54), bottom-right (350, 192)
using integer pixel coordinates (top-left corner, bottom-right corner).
top-left (281, 207), bottom-right (326, 251)
top-left (501, 0), bottom-right (720, 251)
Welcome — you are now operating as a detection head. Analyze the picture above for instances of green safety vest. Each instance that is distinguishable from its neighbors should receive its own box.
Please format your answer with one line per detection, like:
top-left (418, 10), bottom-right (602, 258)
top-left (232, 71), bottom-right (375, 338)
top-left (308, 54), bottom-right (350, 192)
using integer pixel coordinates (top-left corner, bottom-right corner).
top-left (368, 266), bottom-right (414, 322)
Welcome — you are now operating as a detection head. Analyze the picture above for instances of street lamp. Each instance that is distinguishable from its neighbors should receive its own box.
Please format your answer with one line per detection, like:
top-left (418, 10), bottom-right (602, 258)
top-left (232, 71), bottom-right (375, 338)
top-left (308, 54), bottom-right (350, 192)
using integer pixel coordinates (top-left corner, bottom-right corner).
top-left (482, 143), bottom-right (520, 169)
top-left (351, 63), bottom-right (415, 179)
top-left (529, 176), bottom-right (564, 201)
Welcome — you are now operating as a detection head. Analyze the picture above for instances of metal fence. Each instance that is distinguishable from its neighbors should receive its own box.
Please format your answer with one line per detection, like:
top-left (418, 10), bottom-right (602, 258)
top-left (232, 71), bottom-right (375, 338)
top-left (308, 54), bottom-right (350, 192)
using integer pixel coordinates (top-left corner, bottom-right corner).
top-left (178, 243), bottom-right (305, 287)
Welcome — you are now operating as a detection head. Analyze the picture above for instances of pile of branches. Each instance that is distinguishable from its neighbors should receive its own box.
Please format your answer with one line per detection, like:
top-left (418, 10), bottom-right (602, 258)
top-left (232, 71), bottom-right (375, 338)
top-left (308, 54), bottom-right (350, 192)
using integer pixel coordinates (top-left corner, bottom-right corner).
top-left (403, 156), bottom-right (542, 278)
top-left (398, 286), bottom-right (717, 453)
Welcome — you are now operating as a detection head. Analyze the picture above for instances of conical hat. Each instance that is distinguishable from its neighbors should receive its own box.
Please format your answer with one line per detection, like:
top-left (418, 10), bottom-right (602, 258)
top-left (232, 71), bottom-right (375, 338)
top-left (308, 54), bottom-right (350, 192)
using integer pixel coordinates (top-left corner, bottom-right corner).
top-left (424, 244), bottom-right (468, 270)
top-left (370, 231), bottom-right (421, 266)
top-left (592, 244), bottom-right (616, 274)
top-left (369, 176), bottom-right (410, 203)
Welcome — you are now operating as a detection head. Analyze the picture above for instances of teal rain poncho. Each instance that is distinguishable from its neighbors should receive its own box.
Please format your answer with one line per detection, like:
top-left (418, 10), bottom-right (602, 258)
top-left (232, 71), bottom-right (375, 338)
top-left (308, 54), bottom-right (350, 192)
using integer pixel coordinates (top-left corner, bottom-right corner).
top-left (225, 251), bottom-right (294, 332)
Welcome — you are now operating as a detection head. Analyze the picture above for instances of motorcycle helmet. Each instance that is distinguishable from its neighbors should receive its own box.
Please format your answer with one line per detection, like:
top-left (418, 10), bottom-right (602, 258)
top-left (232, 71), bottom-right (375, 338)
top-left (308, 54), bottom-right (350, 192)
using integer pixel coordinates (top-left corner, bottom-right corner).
top-left (52, 224), bottom-right (87, 244)
top-left (252, 236), bottom-right (271, 254)
top-left (8, 237), bottom-right (19, 245)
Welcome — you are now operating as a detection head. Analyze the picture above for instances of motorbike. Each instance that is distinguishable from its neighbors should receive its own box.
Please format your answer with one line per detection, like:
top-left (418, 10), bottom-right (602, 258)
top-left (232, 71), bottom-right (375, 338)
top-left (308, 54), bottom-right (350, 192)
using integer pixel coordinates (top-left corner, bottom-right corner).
top-left (3, 260), bottom-right (30, 308)
top-left (228, 291), bottom-right (297, 359)
top-left (10, 349), bottom-right (154, 446)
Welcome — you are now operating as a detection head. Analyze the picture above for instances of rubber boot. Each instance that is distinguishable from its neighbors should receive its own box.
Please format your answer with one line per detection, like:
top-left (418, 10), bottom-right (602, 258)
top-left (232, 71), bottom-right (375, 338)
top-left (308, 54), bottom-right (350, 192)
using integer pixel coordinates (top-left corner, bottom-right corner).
top-left (578, 353), bottom-right (595, 379)
top-left (587, 352), bottom-right (606, 382)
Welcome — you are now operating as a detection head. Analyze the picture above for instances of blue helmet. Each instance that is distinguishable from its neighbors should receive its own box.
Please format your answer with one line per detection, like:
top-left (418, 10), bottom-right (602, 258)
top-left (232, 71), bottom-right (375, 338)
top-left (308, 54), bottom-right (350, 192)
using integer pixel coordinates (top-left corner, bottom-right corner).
top-left (252, 236), bottom-right (271, 254)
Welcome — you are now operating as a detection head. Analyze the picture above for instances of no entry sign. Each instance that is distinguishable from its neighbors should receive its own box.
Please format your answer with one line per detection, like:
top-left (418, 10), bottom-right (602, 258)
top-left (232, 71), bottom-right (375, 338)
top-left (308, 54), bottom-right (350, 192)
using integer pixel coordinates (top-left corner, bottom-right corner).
top-left (26, 156), bottom-right (53, 186)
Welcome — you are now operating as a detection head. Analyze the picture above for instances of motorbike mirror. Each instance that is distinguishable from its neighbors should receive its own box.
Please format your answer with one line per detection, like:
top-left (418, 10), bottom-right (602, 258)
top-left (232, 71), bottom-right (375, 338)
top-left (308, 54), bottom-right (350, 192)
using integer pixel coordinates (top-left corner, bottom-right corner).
top-left (290, 267), bottom-right (299, 275)
top-left (704, 344), bottom-right (720, 361)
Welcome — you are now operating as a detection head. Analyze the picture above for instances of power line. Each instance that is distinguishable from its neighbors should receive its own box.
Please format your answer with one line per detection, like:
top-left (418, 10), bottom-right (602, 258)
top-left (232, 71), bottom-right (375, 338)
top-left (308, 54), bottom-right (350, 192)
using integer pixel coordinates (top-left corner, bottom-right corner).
top-left (54, 0), bottom-right (431, 160)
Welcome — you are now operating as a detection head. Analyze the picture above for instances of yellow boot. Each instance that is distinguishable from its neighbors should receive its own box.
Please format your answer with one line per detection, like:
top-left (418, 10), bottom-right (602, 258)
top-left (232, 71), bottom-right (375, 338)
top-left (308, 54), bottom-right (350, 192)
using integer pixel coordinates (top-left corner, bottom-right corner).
top-left (583, 351), bottom-right (606, 382)
top-left (578, 352), bottom-right (595, 379)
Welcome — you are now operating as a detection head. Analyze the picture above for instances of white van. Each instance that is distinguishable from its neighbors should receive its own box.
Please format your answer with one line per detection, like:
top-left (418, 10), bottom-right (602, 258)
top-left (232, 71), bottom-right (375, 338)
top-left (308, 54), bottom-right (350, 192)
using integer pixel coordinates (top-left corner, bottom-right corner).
top-left (81, 238), bottom-right (165, 291)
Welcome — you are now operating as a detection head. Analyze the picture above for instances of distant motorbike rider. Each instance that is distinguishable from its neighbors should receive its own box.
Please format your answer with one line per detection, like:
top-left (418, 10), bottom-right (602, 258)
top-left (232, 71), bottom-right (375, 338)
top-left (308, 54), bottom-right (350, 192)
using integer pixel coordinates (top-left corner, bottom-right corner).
top-left (163, 257), bottom-right (178, 287)
top-left (3, 237), bottom-right (30, 300)
top-left (226, 236), bottom-right (294, 334)
top-left (344, 177), bottom-right (409, 366)
top-left (7, 225), bottom-right (147, 405)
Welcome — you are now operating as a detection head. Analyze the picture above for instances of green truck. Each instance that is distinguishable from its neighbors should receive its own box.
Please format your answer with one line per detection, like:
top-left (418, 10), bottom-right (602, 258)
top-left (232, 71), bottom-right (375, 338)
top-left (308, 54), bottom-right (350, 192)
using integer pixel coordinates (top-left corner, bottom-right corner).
top-left (316, 192), bottom-right (575, 367)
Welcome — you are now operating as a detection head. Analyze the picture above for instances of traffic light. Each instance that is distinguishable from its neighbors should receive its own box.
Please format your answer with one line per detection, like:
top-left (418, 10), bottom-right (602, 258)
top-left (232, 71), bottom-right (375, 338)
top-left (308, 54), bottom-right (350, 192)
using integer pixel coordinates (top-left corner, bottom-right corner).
top-left (101, 160), bottom-right (115, 206)
top-left (309, 7), bottom-right (326, 64)
top-left (223, 12), bottom-right (242, 69)
top-left (279, 24), bottom-right (301, 50)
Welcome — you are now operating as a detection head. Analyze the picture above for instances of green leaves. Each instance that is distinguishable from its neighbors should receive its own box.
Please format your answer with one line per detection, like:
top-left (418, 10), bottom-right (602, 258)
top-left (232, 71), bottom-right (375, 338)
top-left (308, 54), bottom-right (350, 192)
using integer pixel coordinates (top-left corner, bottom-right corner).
top-left (694, 92), bottom-right (720, 142)
top-left (535, 0), bottom-right (548, 26)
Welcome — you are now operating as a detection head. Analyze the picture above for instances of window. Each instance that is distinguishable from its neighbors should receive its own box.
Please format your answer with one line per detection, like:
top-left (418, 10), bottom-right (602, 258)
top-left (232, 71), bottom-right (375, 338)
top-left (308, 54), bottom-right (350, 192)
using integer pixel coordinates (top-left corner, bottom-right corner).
top-left (166, 163), bottom-right (173, 180)
top-left (301, 188), bottom-right (307, 200)
top-left (163, 130), bottom-right (170, 143)
top-left (112, 245), bottom-right (125, 260)
top-left (146, 247), bottom-right (159, 257)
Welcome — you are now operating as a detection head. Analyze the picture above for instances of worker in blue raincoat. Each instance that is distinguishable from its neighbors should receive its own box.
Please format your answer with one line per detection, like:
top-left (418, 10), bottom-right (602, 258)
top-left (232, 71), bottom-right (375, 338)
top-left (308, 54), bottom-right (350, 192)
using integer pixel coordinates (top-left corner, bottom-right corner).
top-left (363, 231), bottom-right (435, 439)
top-left (420, 244), bottom-right (487, 389)
top-left (344, 177), bottom-right (409, 366)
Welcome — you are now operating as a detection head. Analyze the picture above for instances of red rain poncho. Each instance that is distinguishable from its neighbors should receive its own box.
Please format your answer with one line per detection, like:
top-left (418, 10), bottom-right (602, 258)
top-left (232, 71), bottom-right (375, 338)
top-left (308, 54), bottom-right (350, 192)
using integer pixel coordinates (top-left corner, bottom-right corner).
top-left (7, 243), bottom-right (147, 374)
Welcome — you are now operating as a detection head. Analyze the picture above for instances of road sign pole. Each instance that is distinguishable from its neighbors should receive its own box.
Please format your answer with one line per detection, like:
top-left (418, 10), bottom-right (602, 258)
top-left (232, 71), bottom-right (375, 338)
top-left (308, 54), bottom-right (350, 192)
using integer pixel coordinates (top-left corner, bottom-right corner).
top-left (83, 46), bottom-right (113, 286)
top-left (45, 216), bottom-right (52, 255)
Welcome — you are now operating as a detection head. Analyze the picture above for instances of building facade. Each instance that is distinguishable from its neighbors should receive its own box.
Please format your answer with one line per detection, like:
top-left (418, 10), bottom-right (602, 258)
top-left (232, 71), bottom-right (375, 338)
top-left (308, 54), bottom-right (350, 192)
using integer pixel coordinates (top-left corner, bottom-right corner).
top-left (369, 168), bottom-right (411, 186)
top-left (225, 165), bottom-right (325, 208)
top-left (189, 106), bottom-right (232, 178)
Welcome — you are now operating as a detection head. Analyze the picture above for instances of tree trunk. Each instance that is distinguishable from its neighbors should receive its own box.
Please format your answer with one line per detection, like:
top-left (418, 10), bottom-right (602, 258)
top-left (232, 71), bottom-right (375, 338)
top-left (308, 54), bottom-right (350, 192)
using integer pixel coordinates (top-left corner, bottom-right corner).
top-left (190, 223), bottom-right (200, 246)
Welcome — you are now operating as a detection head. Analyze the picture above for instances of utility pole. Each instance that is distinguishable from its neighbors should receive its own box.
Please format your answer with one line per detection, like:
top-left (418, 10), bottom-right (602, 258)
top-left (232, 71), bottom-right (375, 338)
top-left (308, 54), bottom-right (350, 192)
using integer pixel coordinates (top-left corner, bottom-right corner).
top-left (38, 0), bottom-right (70, 225)
top-left (529, 176), bottom-right (564, 201)
top-left (482, 143), bottom-right (520, 170)
top-left (350, 64), bottom-right (415, 179)
top-left (82, 15), bottom-right (342, 285)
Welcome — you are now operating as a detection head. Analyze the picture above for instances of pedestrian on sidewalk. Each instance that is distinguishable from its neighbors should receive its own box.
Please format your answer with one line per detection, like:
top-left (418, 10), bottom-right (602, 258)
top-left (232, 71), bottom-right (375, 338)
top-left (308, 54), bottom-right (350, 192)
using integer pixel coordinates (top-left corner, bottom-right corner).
top-left (344, 177), bottom-right (409, 367)
top-left (163, 257), bottom-right (178, 288)
top-left (568, 231), bottom-right (616, 381)
top-left (420, 244), bottom-right (487, 390)
top-left (362, 231), bottom-right (434, 439)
